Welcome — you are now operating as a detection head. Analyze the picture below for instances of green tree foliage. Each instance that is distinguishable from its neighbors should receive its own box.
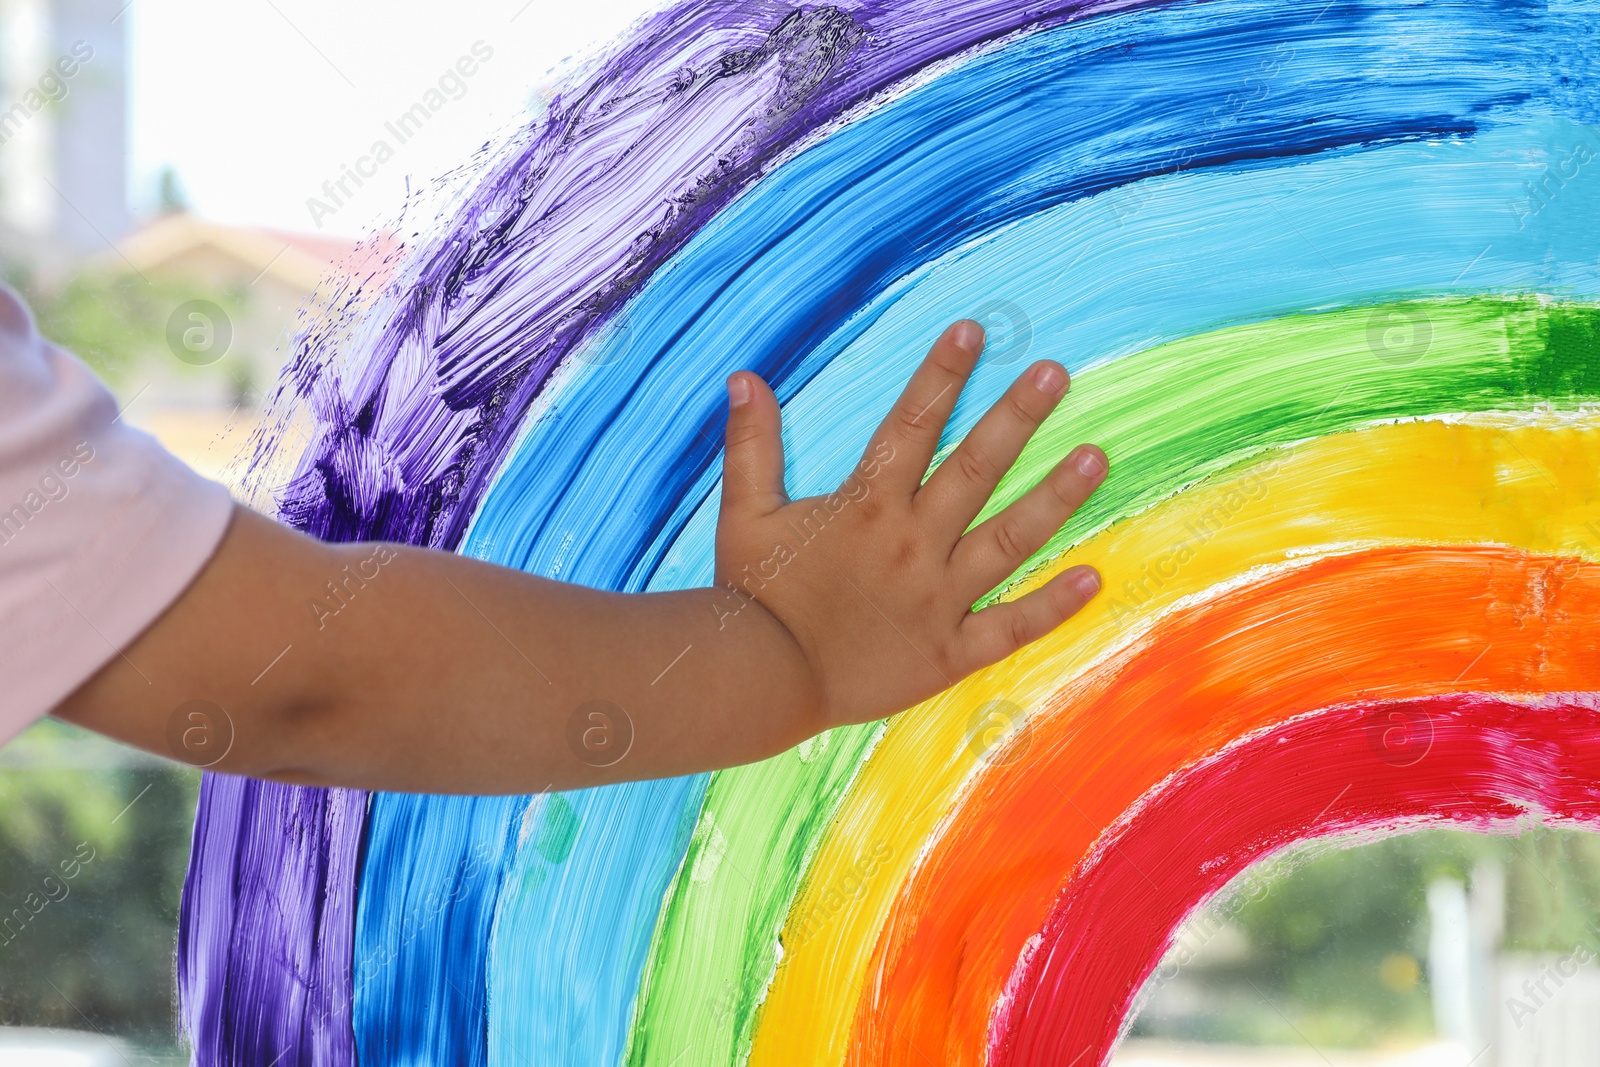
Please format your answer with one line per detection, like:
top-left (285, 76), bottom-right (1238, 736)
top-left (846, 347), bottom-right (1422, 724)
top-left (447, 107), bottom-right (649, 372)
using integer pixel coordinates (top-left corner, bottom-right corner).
top-left (3, 262), bottom-right (248, 394)
top-left (1500, 827), bottom-right (1600, 953)
top-left (1134, 828), bottom-right (1600, 1048)
top-left (0, 720), bottom-right (199, 1050)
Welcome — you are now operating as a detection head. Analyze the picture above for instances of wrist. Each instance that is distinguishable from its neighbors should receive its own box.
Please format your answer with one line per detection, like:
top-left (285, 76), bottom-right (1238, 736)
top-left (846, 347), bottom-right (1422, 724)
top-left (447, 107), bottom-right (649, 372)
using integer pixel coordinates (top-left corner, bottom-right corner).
top-left (702, 584), bottom-right (830, 746)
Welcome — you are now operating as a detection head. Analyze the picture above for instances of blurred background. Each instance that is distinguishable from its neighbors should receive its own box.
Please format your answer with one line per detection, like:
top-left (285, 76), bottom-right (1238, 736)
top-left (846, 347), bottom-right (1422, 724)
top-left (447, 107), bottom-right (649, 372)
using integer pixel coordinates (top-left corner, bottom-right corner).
top-left (1, 0), bottom-right (1597, 1063)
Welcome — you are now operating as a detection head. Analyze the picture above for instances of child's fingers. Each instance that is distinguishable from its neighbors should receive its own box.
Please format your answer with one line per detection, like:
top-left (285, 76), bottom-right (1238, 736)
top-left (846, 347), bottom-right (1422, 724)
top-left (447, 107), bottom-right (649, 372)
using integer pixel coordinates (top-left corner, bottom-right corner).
top-left (957, 565), bottom-right (1102, 670)
top-left (860, 320), bottom-right (985, 496)
top-left (950, 444), bottom-right (1106, 601)
top-left (721, 372), bottom-right (788, 517)
top-left (916, 361), bottom-right (1069, 541)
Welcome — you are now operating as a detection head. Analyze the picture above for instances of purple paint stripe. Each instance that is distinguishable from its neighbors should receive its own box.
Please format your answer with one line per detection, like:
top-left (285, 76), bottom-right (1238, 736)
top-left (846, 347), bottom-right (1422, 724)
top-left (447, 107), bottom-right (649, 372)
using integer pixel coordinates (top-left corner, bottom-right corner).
top-left (180, 775), bottom-right (367, 1067)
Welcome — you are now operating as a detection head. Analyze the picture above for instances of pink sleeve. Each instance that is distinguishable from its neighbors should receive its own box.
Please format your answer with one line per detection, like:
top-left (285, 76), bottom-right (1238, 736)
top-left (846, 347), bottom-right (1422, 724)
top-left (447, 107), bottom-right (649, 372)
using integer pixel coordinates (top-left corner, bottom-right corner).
top-left (0, 284), bottom-right (235, 741)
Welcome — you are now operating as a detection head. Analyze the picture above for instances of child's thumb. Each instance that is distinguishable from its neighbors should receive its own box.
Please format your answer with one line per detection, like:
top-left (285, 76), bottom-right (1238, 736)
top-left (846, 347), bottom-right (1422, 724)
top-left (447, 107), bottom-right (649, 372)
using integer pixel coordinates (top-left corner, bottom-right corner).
top-left (721, 372), bottom-right (787, 517)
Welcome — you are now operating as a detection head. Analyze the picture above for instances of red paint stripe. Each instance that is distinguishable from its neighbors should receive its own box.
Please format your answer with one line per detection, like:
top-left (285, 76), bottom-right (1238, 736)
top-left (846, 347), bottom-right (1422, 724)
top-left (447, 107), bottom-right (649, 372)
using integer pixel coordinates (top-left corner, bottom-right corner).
top-left (993, 694), bottom-right (1600, 1065)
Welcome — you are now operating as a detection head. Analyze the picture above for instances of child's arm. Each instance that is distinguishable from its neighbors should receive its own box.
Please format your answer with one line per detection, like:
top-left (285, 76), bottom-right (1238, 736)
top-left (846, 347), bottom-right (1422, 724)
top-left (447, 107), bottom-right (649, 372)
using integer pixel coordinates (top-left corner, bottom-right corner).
top-left (54, 321), bottom-right (1107, 793)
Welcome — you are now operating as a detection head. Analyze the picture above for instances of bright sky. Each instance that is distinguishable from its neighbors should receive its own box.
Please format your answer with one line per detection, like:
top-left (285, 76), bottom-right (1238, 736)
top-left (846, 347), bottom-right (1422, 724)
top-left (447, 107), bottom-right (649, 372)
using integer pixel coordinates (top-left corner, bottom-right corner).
top-left (129, 0), bottom-right (663, 236)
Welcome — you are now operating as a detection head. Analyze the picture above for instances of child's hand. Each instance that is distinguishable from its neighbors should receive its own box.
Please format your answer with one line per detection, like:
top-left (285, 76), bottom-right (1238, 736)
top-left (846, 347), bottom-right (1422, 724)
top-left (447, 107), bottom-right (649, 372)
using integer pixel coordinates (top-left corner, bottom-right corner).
top-left (716, 319), bottom-right (1107, 731)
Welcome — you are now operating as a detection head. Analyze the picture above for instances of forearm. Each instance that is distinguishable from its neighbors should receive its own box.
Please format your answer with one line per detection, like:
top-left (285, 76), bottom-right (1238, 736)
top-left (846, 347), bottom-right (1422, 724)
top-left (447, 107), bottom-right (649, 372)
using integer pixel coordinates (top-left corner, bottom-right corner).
top-left (58, 506), bottom-right (825, 793)
top-left (289, 537), bottom-right (825, 792)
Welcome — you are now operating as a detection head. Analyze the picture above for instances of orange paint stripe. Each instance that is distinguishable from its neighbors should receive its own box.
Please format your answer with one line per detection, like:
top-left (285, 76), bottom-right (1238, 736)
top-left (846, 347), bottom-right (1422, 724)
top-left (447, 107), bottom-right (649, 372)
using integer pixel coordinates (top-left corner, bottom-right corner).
top-left (850, 547), bottom-right (1600, 1065)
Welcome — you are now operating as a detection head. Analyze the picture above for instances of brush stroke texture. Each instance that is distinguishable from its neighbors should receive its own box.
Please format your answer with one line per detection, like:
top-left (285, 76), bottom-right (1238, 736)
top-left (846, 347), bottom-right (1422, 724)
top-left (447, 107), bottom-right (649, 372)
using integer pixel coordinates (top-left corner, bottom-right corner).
top-left (351, 795), bottom-right (521, 1067)
top-left (172, 0), bottom-right (1600, 1062)
top-left (178, 778), bottom-right (364, 1067)
top-left (994, 694), bottom-right (1600, 1065)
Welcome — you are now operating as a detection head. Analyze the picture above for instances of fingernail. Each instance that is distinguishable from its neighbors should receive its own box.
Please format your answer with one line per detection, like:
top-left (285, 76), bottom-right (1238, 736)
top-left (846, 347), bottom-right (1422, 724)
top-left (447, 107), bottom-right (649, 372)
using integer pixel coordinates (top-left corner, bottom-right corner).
top-left (728, 375), bottom-right (752, 407)
top-left (1034, 363), bottom-right (1067, 395)
top-left (1074, 568), bottom-right (1102, 597)
top-left (1072, 446), bottom-right (1106, 479)
top-left (951, 319), bottom-right (985, 353)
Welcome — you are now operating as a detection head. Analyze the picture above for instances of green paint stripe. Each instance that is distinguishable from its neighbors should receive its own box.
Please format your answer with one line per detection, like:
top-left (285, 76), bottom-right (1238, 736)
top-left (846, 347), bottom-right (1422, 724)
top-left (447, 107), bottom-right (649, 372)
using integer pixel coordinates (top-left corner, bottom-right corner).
top-left (972, 296), bottom-right (1600, 606)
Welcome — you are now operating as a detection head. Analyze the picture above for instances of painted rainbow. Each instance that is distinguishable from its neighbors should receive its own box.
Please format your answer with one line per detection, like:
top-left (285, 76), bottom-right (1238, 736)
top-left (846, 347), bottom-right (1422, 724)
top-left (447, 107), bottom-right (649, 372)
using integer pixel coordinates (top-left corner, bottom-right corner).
top-left (180, 0), bottom-right (1600, 1064)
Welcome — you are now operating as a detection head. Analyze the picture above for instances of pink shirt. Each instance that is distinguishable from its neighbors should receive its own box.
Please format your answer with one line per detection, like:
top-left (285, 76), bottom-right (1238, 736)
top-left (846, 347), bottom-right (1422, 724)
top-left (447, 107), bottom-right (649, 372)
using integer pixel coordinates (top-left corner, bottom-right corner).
top-left (0, 284), bottom-right (234, 742)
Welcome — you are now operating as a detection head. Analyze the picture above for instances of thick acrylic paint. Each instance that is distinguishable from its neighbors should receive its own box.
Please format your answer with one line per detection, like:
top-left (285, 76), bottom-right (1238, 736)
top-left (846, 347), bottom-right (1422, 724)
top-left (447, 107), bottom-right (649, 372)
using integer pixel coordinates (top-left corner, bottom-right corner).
top-left (175, 0), bottom-right (1600, 1063)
